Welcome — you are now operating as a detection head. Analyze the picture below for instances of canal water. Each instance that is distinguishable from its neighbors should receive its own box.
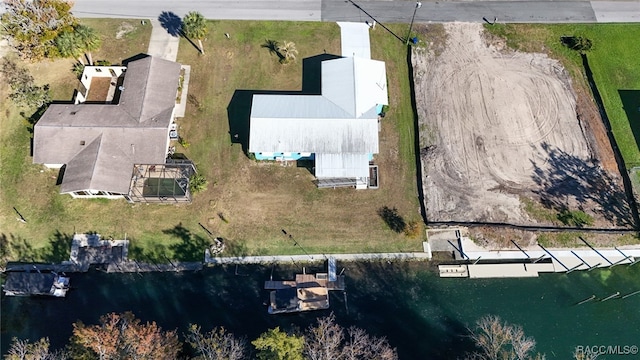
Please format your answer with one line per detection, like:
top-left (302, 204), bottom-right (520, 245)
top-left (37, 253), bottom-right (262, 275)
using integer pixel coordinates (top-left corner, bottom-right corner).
top-left (2, 261), bottom-right (639, 359)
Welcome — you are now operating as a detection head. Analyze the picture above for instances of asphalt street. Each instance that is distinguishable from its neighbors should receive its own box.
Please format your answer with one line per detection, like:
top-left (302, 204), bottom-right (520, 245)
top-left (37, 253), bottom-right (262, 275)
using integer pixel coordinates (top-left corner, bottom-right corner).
top-left (68, 0), bottom-right (639, 22)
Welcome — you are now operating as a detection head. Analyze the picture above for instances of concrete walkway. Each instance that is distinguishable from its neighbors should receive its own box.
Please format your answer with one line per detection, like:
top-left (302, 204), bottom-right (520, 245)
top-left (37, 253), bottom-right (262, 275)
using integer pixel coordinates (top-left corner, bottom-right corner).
top-left (147, 19), bottom-right (180, 62)
top-left (174, 65), bottom-right (190, 118)
top-left (205, 250), bottom-right (432, 265)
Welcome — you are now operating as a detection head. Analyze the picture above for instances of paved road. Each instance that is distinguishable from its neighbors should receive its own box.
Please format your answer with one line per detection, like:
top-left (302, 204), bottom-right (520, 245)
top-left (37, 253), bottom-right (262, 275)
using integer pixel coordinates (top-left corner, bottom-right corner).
top-left (70, 0), bottom-right (639, 23)
top-left (71, 0), bottom-right (322, 21)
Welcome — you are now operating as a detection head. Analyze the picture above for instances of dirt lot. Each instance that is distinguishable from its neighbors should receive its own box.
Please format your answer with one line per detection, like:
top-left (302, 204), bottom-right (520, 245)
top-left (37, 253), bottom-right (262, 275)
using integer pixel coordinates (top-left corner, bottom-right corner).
top-left (413, 23), bottom-right (631, 227)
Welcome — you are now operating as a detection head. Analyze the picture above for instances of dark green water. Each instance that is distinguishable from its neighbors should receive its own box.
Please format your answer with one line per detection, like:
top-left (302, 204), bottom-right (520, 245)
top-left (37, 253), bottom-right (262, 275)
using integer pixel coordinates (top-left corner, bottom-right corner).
top-left (2, 261), bottom-right (639, 359)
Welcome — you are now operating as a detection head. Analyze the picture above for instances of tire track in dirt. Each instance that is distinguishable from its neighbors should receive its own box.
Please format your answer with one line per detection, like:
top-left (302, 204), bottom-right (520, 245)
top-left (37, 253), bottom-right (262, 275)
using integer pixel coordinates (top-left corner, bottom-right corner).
top-left (414, 23), bottom-right (629, 227)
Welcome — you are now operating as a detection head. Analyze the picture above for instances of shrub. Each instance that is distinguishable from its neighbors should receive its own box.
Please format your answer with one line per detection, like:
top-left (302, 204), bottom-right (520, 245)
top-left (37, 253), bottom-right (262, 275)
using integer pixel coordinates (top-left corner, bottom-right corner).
top-left (189, 173), bottom-right (208, 194)
top-left (560, 36), bottom-right (592, 53)
top-left (557, 209), bottom-right (593, 227)
top-left (178, 136), bottom-right (190, 148)
top-left (404, 220), bottom-right (423, 238)
top-left (72, 62), bottom-right (85, 77)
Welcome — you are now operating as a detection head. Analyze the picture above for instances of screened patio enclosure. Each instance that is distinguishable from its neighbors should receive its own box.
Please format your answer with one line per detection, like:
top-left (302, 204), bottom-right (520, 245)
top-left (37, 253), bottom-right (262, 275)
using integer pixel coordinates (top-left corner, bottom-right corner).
top-left (128, 160), bottom-right (196, 204)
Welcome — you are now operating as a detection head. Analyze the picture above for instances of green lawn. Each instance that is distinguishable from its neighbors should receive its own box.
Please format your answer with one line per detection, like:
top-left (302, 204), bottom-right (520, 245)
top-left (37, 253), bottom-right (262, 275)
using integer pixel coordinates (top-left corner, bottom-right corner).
top-left (485, 24), bottom-right (640, 168)
top-left (0, 20), bottom-right (422, 264)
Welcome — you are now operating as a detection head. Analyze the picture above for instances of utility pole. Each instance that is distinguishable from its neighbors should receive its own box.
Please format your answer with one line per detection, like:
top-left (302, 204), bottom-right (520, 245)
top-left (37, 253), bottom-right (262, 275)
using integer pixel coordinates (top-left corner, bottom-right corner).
top-left (406, 2), bottom-right (422, 46)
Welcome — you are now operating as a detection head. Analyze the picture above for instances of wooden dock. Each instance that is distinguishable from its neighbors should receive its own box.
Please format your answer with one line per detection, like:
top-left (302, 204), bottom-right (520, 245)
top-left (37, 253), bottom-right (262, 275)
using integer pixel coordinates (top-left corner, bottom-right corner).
top-left (265, 271), bottom-right (346, 314)
top-left (264, 280), bottom-right (297, 289)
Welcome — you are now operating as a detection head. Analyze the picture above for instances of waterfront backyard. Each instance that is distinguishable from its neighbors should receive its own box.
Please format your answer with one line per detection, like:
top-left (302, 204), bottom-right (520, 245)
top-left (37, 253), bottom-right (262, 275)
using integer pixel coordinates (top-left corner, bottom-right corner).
top-left (0, 19), bottom-right (422, 264)
top-left (2, 20), bottom-right (640, 264)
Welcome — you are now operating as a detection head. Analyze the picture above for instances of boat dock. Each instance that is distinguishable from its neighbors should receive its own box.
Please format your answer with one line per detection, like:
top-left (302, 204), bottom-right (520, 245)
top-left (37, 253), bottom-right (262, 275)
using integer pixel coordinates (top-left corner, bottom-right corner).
top-left (3, 272), bottom-right (70, 297)
top-left (431, 229), bottom-right (640, 278)
top-left (265, 258), bottom-right (346, 314)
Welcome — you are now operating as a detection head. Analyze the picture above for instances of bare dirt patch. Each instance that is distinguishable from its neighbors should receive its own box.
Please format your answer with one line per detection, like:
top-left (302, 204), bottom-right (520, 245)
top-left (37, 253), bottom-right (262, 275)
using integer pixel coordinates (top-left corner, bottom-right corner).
top-left (115, 22), bottom-right (135, 40)
top-left (413, 23), bottom-right (630, 227)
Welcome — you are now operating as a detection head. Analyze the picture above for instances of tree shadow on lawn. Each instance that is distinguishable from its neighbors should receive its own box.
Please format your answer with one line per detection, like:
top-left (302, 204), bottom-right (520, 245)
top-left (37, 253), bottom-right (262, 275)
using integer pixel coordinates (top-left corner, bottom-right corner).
top-left (378, 206), bottom-right (407, 233)
top-left (619, 89), bottom-right (640, 160)
top-left (261, 39), bottom-right (284, 63)
top-left (531, 142), bottom-right (633, 227)
top-left (226, 54), bottom-right (341, 156)
top-left (163, 223), bottom-right (211, 262)
top-left (158, 11), bottom-right (182, 37)
top-left (0, 231), bottom-right (72, 265)
top-left (128, 242), bottom-right (168, 265)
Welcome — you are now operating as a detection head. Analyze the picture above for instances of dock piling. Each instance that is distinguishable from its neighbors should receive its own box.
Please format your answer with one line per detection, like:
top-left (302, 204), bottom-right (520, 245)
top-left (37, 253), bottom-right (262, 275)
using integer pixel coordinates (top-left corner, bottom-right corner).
top-left (343, 291), bottom-right (349, 314)
top-left (621, 290), bottom-right (640, 299)
top-left (566, 263), bottom-right (585, 274)
top-left (600, 292), bottom-right (620, 302)
top-left (577, 295), bottom-right (596, 305)
top-left (587, 263), bottom-right (602, 271)
top-left (610, 255), bottom-right (633, 268)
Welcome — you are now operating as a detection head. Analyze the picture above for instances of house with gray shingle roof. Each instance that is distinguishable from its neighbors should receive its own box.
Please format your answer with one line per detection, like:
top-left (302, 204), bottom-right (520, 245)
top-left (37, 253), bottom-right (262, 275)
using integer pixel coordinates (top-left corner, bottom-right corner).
top-left (33, 56), bottom-right (195, 203)
top-left (248, 22), bottom-right (388, 189)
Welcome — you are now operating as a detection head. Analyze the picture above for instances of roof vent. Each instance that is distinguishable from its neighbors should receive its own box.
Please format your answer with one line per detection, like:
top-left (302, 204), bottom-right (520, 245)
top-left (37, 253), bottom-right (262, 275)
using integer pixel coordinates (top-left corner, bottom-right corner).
top-left (70, 111), bottom-right (77, 115)
top-left (80, 141), bottom-right (85, 146)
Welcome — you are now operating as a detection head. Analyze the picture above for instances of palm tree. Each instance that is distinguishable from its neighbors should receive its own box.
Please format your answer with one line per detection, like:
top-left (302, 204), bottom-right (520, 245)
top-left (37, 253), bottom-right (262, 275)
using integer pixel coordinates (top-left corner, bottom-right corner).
top-left (277, 41), bottom-right (298, 64)
top-left (75, 25), bottom-right (101, 65)
top-left (181, 11), bottom-right (208, 54)
top-left (56, 31), bottom-right (84, 65)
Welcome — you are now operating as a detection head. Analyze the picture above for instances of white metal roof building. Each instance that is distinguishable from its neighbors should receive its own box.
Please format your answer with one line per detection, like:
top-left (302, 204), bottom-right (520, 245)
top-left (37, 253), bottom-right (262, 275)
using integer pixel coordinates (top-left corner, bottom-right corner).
top-left (249, 22), bottom-right (388, 185)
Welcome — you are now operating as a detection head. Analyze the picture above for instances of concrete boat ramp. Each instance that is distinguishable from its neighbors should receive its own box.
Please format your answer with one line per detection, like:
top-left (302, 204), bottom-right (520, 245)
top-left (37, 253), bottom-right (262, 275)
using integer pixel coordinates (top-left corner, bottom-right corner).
top-left (430, 229), bottom-right (640, 279)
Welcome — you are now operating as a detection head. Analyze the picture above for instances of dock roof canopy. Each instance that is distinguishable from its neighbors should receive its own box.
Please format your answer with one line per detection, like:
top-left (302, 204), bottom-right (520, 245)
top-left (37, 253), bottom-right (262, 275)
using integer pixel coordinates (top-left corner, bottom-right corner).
top-left (4, 272), bottom-right (56, 295)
